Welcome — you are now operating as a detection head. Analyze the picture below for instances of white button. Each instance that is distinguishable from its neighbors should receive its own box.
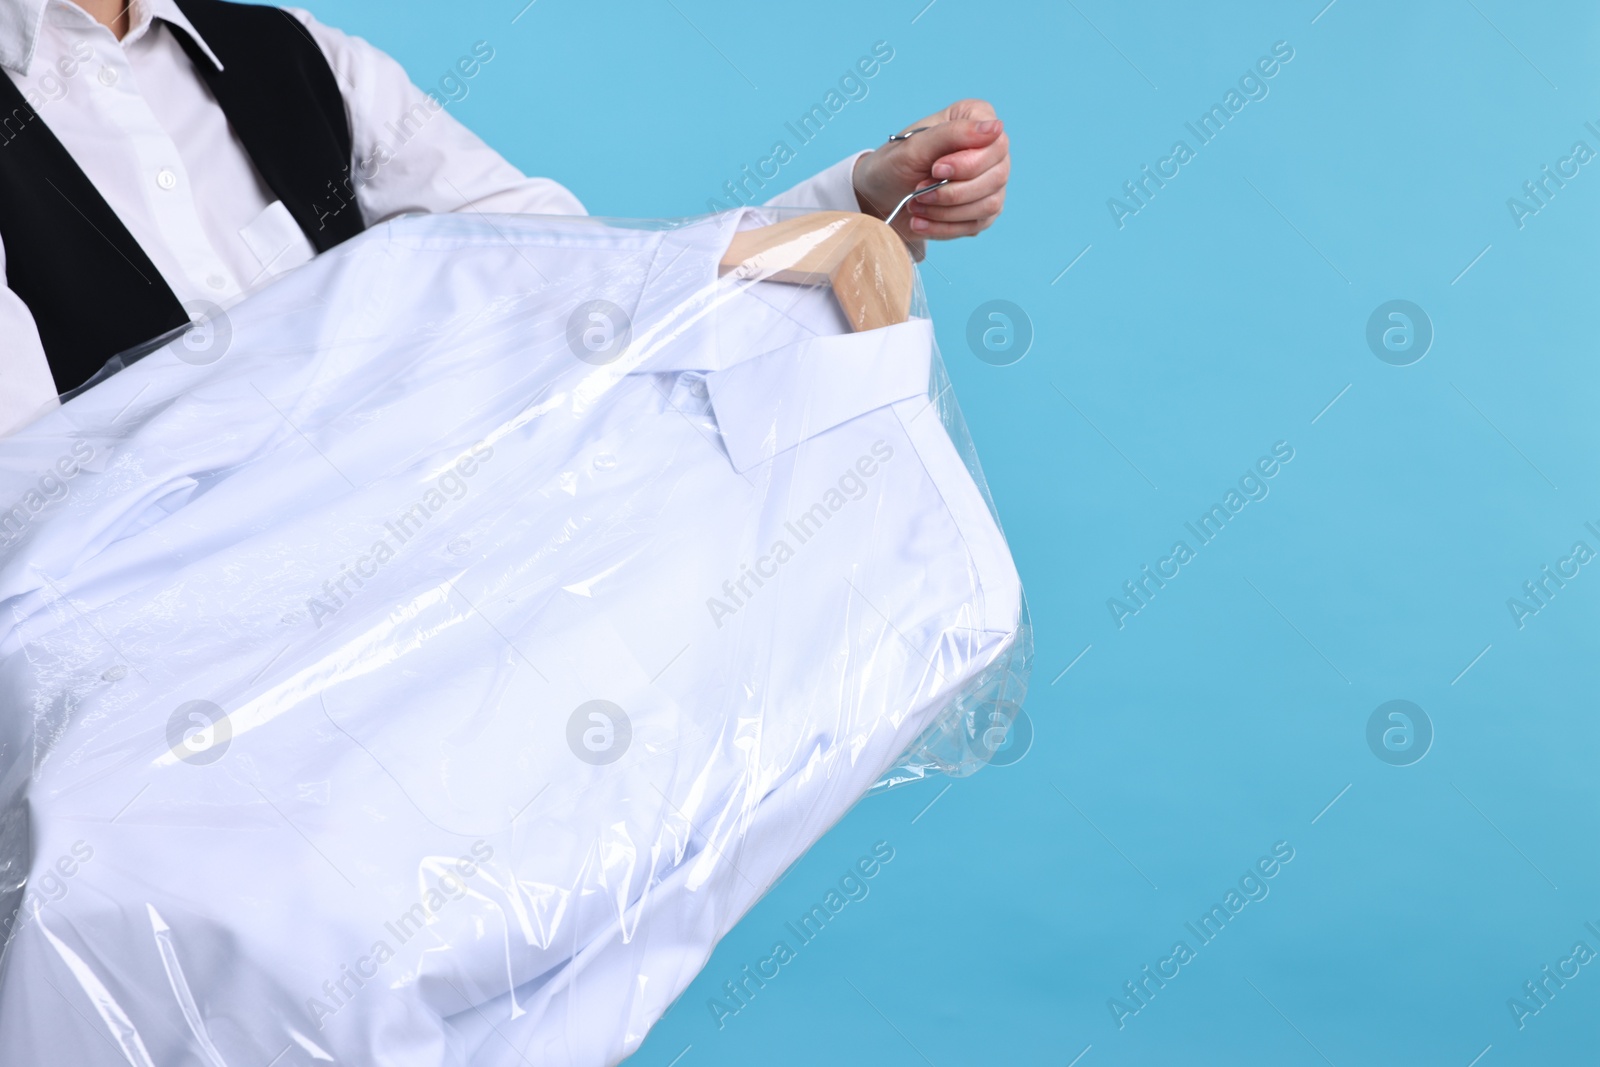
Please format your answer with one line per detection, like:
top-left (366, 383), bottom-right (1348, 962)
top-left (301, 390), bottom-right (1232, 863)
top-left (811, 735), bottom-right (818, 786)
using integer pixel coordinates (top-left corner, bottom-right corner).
top-left (156, 168), bottom-right (177, 190)
top-left (206, 274), bottom-right (227, 291)
top-left (97, 65), bottom-right (118, 87)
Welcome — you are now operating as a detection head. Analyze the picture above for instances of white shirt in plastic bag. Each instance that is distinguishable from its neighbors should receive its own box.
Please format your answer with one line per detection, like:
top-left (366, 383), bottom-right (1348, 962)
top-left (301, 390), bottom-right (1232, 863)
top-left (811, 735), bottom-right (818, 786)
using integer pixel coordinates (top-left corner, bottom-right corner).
top-left (0, 209), bottom-right (1023, 1066)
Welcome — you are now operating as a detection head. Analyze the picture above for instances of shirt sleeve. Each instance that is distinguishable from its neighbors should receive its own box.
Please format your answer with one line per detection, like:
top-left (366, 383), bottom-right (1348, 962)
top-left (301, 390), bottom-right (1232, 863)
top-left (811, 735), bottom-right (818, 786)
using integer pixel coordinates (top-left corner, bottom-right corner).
top-left (0, 237), bottom-right (63, 438)
top-left (285, 11), bottom-right (879, 226)
top-left (286, 9), bottom-right (587, 222)
top-left (763, 150), bottom-right (871, 213)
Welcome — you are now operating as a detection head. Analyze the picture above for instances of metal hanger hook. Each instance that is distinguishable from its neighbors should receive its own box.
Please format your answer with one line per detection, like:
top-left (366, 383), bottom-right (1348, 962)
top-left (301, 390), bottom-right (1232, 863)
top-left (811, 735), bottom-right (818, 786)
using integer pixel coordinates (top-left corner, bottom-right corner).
top-left (884, 179), bottom-right (950, 228)
top-left (887, 126), bottom-right (931, 143)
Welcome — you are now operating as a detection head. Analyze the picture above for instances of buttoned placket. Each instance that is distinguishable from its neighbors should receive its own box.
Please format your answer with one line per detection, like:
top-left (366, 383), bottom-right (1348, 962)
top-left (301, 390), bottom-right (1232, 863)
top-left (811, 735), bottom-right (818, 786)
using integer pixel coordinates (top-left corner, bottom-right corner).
top-left (48, 1), bottom-right (241, 305)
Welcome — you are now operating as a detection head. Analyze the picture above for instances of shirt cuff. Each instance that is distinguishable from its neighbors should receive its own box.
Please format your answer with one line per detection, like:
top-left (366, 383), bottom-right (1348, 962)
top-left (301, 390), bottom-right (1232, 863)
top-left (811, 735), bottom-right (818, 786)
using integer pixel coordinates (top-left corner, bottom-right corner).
top-left (763, 150), bottom-right (872, 213)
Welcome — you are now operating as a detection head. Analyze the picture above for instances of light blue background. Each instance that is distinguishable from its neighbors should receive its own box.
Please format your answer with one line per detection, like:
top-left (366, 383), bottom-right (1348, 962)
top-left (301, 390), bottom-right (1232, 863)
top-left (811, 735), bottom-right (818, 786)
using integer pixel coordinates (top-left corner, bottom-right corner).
top-left (304, 1), bottom-right (1599, 1063)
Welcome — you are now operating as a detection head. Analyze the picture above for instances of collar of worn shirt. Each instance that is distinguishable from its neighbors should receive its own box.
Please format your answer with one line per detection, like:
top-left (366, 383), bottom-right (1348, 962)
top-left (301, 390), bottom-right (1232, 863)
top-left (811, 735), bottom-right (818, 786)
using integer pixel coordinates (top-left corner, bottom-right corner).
top-left (0, 0), bottom-right (221, 75)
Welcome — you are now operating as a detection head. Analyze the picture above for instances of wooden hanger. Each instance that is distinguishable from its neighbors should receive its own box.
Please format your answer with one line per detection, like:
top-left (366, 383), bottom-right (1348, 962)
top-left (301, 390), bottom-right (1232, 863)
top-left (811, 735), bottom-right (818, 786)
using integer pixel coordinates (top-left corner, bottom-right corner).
top-left (717, 211), bottom-right (914, 333)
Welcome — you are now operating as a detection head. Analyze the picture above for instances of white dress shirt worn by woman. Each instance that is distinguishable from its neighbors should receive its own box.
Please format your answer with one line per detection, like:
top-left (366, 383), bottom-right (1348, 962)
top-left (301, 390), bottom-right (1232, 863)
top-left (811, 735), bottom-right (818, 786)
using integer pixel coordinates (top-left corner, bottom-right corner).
top-left (0, 0), bottom-right (867, 436)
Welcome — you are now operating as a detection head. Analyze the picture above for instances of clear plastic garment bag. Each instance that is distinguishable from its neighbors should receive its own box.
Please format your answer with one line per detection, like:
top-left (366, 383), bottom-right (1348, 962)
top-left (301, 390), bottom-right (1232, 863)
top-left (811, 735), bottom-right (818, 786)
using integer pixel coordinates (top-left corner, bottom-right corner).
top-left (0, 207), bottom-right (1029, 1066)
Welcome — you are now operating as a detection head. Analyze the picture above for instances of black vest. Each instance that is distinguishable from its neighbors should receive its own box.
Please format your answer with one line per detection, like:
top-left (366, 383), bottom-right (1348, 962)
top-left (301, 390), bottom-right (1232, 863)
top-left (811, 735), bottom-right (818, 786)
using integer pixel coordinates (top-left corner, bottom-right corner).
top-left (0, 0), bottom-right (365, 393)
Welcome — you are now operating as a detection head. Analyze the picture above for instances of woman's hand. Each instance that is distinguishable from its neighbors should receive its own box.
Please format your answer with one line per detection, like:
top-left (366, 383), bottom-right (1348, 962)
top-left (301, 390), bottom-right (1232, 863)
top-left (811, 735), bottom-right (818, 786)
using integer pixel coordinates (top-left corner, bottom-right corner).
top-left (852, 99), bottom-right (1010, 247)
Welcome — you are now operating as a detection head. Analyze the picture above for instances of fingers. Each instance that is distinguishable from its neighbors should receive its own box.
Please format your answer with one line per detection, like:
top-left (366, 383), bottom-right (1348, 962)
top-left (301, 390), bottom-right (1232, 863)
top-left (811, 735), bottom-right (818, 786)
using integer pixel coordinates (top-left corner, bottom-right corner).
top-left (875, 99), bottom-right (1009, 241)
top-left (930, 128), bottom-right (1007, 182)
top-left (909, 125), bottom-right (1008, 234)
top-left (907, 215), bottom-right (994, 239)
top-left (911, 155), bottom-right (1009, 211)
top-left (896, 118), bottom-right (1004, 177)
top-left (909, 189), bottom-right (1005, 225)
